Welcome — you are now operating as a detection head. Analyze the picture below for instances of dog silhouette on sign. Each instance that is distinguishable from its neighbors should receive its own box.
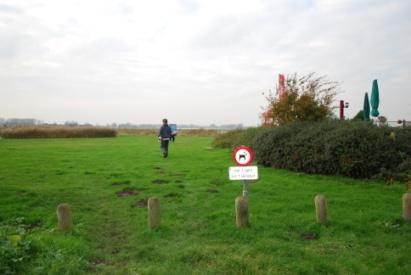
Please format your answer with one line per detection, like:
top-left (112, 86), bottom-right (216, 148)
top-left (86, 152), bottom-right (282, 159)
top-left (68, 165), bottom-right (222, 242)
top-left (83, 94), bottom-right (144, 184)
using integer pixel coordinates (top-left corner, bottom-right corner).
top-left (239, 152), bottom-right (247, 161)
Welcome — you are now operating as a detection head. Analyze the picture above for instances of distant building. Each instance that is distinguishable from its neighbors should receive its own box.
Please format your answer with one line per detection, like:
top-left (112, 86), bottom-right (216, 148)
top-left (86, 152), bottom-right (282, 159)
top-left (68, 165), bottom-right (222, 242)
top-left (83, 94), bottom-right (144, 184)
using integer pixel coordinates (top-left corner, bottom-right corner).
top-left (2, 118), bottom-right (37, 126)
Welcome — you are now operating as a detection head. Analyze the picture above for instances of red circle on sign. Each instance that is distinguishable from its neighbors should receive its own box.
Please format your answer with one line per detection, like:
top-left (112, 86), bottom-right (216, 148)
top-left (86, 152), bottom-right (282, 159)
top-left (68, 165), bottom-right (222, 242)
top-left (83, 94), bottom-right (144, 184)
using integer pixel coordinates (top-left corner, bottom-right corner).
top-left (233, 145), bottom-right (254, 166)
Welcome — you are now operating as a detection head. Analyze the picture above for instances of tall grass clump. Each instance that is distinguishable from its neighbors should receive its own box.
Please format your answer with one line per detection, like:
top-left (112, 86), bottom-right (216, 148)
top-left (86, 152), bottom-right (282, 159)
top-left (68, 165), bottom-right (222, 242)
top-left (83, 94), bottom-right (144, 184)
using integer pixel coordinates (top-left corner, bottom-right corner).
top-left (0, 127), bottom-right (117, 139)
top-left (117, 128), bottom-right (221, 137)
top-left (254, 121), bottom-right (411, 179)
top-left (117, 128), bottom-right (157, 136)
top-left (179, 129), bottom-right (221, 137)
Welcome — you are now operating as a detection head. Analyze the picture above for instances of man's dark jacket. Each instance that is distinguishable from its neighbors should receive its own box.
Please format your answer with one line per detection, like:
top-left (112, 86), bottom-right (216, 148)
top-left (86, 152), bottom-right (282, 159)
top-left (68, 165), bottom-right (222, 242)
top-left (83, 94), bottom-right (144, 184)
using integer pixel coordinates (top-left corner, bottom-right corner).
top-left (158, 125), bottom-right (172, 139)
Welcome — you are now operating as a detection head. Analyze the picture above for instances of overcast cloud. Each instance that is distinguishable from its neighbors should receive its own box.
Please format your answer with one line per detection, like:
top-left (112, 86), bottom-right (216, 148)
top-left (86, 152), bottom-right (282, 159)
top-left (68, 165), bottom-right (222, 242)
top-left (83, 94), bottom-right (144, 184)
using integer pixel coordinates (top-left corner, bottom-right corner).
top-left (1, 0), bottom-right (410, 125)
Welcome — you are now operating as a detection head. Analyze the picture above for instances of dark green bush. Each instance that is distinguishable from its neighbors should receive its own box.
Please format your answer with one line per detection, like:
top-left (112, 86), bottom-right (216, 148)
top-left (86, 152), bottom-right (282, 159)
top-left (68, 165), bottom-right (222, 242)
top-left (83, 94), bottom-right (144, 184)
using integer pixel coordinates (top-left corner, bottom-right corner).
top-left (212, 127), bottom-right (262, 149)
top-left (253, 124), bottom-right (304, 168)
top-left (393, 126), bottom-right (411, 157)
top-left (238, 127), bottom-right (261, 148)
top-left (254, 121), bottom-right (409, 179)
top-left (211, 129), bottom-right (243, 149)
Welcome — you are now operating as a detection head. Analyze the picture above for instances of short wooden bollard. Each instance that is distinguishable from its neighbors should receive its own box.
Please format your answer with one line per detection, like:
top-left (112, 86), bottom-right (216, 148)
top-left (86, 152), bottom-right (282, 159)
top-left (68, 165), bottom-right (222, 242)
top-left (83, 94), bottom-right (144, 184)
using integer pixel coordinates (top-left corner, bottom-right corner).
top-left (314, 194), bottom-right (327, 224)
top-left (235, 196), bottom-right (249, 227)
top-left (403, 193), bottom-right (411, 221)
top-left (148, 197), bottom-right (160, 229)
top-left (56, 203), bottom-right (72, 230)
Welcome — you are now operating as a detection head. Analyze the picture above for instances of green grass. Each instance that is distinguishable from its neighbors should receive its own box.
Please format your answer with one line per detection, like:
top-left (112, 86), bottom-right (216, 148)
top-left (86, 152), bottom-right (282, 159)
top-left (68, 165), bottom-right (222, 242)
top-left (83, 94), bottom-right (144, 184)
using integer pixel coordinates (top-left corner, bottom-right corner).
top-left (0, 136), bottom-right (410, 274)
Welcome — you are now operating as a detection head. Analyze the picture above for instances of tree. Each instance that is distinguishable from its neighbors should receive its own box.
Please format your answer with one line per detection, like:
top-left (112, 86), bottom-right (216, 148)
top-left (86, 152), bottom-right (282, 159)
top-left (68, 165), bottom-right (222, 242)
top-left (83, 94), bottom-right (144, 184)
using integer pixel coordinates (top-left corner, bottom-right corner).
top-left (261, 73), bottom-right (339, 126)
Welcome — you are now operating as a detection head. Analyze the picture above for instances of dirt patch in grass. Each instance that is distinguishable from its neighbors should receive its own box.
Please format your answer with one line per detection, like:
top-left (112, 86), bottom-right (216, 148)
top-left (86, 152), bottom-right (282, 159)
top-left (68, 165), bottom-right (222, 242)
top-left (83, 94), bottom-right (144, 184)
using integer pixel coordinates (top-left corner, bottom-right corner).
top-left (91, 257), bottom-right (106, 265)
top-left (90, 257), bottom-right (106, 267)
top-left (206, 188), bottom-right (218, 193)
top-left (111, 248), bottom-right (120, 255)
top-left (108, 172), bottom-right (123, 178)
top-left (301, 232), bottom-right (318, 240)
top-left (111, 180), bottom-right (131, 186)
top-left (152, 179), bottom-right (170, 184)
top-left (132, 198), bottom-right (148, 208)
top-left (171, 172), bottom-right (186, 177)
top-left (116, 188), bottom-right (138, 197)
top-left (16, 189), bottom-right (28, 195)
top-left (209, 179), bottom-right (225, 186)
top-left (384, 218), bottom-right (405, 230)
top-left (27, 221), bottom-right (42, 232)
top-left (164, 192), bottom-right (180, 198)
top-left (154, 166), bottom-right (165, 174)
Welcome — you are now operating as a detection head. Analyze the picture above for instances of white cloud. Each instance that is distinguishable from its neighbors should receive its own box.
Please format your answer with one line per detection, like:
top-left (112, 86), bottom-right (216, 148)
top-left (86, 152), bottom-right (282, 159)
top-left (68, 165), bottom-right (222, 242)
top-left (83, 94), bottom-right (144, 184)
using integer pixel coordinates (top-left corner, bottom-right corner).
top-left (0, 0), bottom-right (410, 125)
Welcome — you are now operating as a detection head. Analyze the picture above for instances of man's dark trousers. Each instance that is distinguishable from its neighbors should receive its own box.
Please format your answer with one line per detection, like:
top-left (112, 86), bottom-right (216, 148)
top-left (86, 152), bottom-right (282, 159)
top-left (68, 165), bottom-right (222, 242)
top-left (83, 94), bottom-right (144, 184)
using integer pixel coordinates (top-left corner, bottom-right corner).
top-left (161, 139), bottom-right (169, 157)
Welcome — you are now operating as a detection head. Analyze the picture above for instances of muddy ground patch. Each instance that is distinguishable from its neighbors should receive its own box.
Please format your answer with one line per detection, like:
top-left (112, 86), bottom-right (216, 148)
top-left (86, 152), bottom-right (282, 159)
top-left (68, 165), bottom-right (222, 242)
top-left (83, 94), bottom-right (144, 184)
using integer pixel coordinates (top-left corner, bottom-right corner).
top-left (152, 179), bottom-right (170, 184)
top-left (116, 187), bottom-right (138, 197)
top-left (132, 198), bottom-right (148, 208)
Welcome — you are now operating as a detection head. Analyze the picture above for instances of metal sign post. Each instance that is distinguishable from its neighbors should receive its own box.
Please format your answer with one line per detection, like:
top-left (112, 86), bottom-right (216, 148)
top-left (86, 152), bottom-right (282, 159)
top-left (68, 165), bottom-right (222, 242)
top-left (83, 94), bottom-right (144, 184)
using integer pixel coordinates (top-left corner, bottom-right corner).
top-left (242, 180), bottom-right (249, 197)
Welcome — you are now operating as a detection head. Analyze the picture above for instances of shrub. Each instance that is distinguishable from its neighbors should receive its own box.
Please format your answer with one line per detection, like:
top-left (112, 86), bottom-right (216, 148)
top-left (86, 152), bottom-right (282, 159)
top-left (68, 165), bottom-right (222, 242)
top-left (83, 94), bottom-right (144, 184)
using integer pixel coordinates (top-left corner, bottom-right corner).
top-left (254, 121), bottom-right (409, 179)
top-left (393, 126), bottom-right (411, 157)
top-left (212, 127), bottom-right (262, 149)
top-left (212, 130), bottom-right (244, 149)
top-left (239, 127), bottom-right (261, 148)
top-left (253, 124), bottom-right (305, 168)
top-left (0, 127), bottom-right (117, 139)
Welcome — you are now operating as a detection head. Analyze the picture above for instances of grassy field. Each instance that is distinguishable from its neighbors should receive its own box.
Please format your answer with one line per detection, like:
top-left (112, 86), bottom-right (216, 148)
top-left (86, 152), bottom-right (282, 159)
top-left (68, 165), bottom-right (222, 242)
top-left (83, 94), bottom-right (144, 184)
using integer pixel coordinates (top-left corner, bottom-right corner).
top-left (1, 136), bottom-right (410, 274)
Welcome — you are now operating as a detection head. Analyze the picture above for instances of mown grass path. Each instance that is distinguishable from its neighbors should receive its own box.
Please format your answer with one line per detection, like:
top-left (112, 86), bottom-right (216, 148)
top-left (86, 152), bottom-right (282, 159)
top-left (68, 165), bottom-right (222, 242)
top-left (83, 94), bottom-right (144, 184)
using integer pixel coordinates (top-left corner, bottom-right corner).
top-left (1, 136), bottom-right (410, 274)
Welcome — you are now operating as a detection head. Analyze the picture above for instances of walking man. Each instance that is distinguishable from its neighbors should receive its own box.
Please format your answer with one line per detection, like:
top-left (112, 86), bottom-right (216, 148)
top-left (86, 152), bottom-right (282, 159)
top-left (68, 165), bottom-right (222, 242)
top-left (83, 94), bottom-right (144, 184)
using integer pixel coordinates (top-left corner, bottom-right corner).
top-left (158, 118), bottom-right (172, 158)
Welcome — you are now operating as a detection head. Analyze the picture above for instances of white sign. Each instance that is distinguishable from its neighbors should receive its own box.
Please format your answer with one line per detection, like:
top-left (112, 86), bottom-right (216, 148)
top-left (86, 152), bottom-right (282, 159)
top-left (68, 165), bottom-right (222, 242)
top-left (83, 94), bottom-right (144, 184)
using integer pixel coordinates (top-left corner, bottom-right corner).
top-left (229, 166), bottom-right (259, 180)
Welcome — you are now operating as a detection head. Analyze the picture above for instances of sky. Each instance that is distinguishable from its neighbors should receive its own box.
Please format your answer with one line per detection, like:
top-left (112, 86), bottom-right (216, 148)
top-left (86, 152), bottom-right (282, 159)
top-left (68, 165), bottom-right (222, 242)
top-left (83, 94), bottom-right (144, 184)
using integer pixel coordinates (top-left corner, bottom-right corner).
top-left (1, 0), bottom-right (410, 126)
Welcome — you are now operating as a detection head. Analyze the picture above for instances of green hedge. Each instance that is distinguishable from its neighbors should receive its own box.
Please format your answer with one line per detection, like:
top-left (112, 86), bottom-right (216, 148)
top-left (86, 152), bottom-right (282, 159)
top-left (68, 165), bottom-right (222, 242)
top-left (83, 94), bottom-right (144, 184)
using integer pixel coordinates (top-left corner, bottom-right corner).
top-left (254, 121), bottom-right (411, 179)
top-left (393, 127), bottom-right (411, 157)
top-left (211, 127), bottom-right (261, 149)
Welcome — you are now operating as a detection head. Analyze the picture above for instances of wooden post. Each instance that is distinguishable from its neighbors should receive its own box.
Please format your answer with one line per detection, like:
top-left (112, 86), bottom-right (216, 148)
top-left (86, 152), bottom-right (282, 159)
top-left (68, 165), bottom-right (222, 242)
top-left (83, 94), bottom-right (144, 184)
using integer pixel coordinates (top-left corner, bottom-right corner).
top-left (56, 203), bottom-right (72, 230)
top-left (403, 193), bottom-right (411, 221)
top-left (235, 196), bottom-right (249, 227)
top-left (314, 194), bottom-right (327, 224)
top-left (148, 197), bottom-right (160, 229)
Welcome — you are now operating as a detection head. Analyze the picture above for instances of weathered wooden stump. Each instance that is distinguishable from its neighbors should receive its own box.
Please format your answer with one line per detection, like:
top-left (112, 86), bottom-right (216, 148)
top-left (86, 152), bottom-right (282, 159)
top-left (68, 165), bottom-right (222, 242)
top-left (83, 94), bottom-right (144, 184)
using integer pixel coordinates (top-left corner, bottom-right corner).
top-left (403, 193), bottom-right (411, 221)
top-left (235, 196), bottom-right (249, 227)
top-left (56, 203), bottom-right (72, 230)
top-left (148, 197), bottom-right (160, 229)
top-left (314, 194), bottom-right (327, 224)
